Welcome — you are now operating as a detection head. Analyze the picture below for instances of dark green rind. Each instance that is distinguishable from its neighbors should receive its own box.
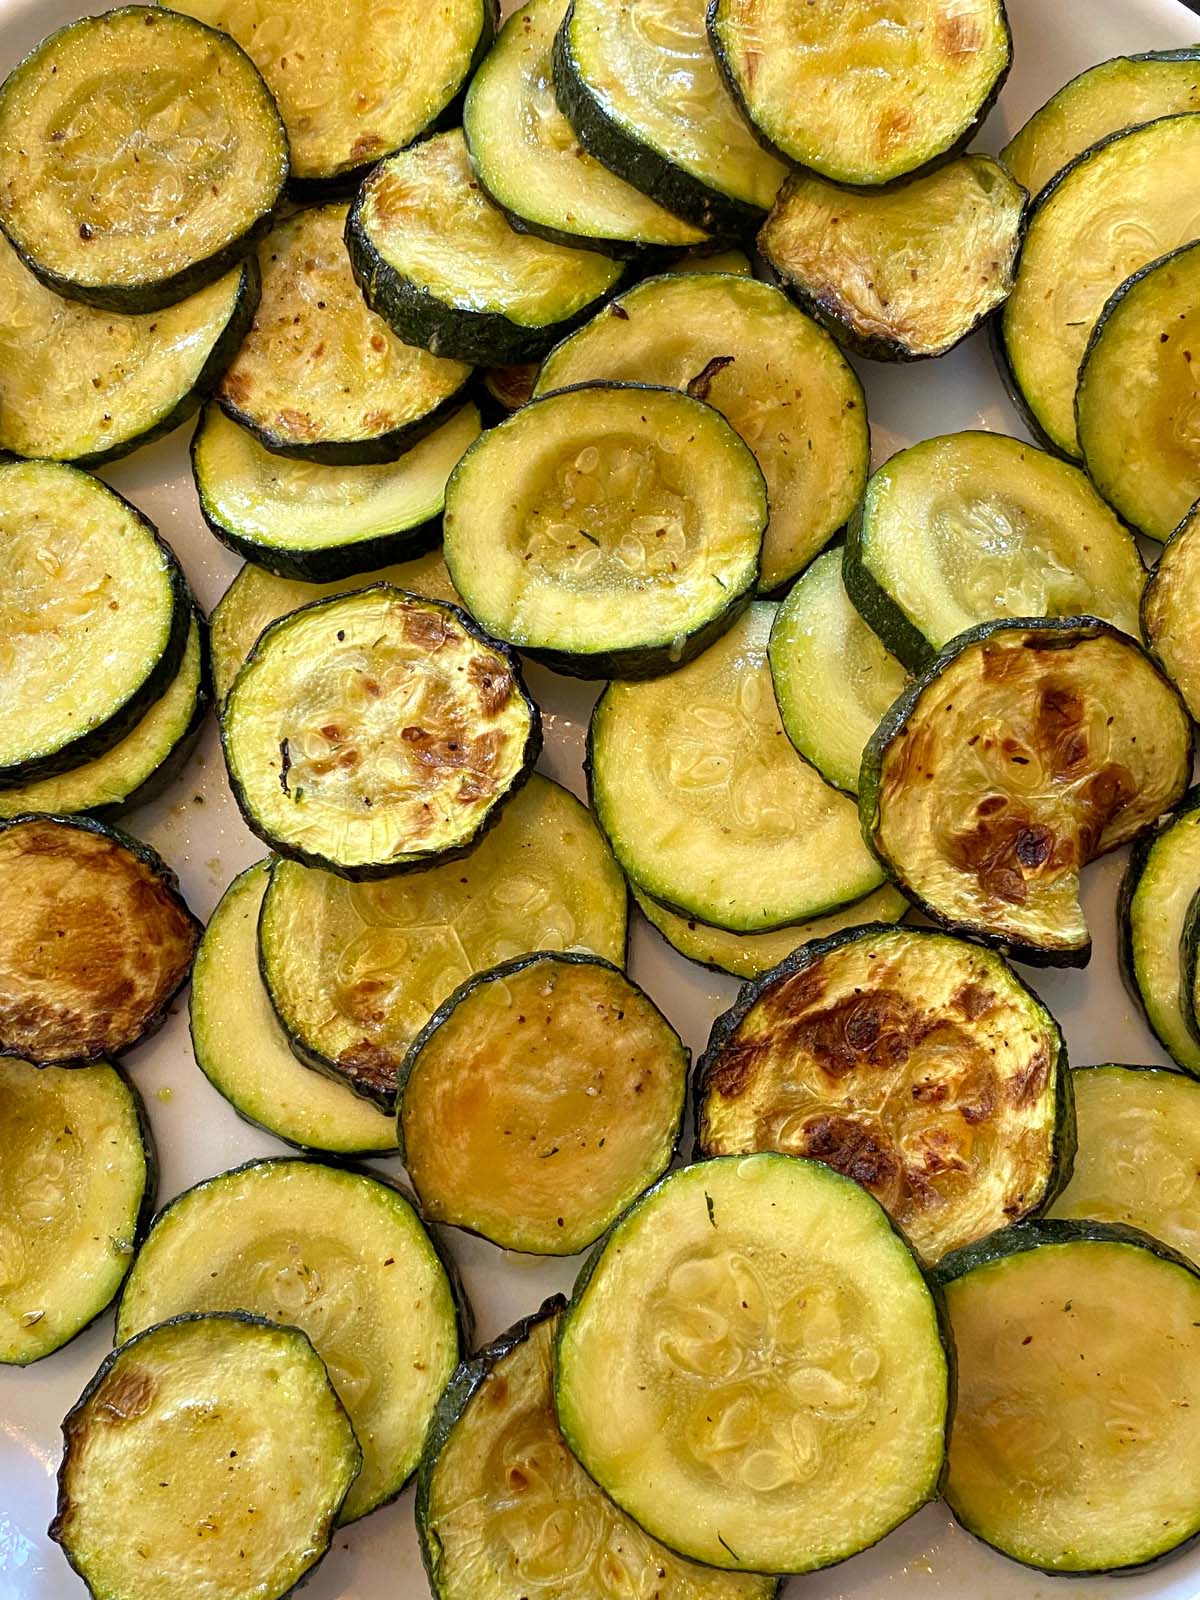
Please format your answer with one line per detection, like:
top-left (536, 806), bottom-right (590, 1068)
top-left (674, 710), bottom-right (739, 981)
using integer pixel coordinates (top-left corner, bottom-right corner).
top-left (842, 518), bottom-right (935, 673)
top-left (1142, 493), bottom-right (1200, 679)
top-left (1181, 887), bottom-right (1200, 1050)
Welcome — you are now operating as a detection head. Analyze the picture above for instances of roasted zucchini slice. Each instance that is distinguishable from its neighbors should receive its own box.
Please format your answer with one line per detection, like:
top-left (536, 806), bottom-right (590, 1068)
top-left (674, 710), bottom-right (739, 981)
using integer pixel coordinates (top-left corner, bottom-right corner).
top-left (0, 815), bottom-right (200, 1066)
top-left (417, 1299), bottom-right (779, 1600)
top-left (347, 130), bottom-right (625, 365)
top-left (535, 274), bottom-right (868, 592)
top-left (862, 619), bottom-right (1193, 967)
top-left (557, 1154), bottom-right (949, 1574)
top-left (218, 204), bottom-right (472, 465)
top-left (589, 604), bottom-right (886, 933)
top-left (1000, 114), bottom-right (1200, 458)
top-left (51, 1313), bottom-right (361, 1600)
top-left (1077, 241), bottom-right (1200, 540)
top-left (443, 382), bottom-right (764, 677)
top-left (710, 0), bottom-right (1010, 187)
top-left (0, 7), bottom-right (287, 313)
top-left (934, 1220), bottom-right (1200, 1573)
top-left (193, 403), bottom-right (480, 581)
top-left (0, 461), bottom-right (189, 785)
top-left (481, 362), bottom-right (538, 417)
top-left (1119, 789), bottom-right (1200, 1077)
top-left (399, 953), bottom-right (687, 1253)
top-left (117, 1158), bottom-right (463, 1523)
top-left (222, 586), bottom-right (540, 878)
top-left (259, 774), bottom-right (627, 1110)
top-left (844, 431), bottom-right (1145, 671)
top-left (758, 156), bottom-right (1024, 363)
top-left (1143, 501), bottom-right (1200, 719)
top-left (0, 1057), bottom-right (153, 1365)
top-left (768, 549), bottom-right (908, 796)
top-left (696, 924), bottom-right (1071, 1264)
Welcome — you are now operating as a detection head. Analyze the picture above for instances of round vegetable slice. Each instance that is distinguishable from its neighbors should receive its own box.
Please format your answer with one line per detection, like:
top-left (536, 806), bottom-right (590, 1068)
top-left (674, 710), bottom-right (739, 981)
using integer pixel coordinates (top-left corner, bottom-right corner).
top-left (1144, 499), bottom-right (1200, 719)
top-left (1119, 788), bottom-right (1200, 1076)
top-left (556, 1155), bottom-right (950, 1574)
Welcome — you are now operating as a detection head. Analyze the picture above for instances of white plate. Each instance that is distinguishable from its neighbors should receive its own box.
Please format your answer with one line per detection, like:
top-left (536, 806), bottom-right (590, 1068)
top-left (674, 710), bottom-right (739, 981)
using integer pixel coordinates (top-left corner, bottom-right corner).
top-left (1, 1), bottom-right (1199, 1596)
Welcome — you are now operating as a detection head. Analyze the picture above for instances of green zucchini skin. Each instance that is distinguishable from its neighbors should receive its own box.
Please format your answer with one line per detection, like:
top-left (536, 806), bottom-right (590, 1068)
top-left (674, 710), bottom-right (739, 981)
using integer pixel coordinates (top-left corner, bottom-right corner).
top-left (842, 518), bottom-right (932, 674)
top-left (217, 383), bottom-right (468, 470)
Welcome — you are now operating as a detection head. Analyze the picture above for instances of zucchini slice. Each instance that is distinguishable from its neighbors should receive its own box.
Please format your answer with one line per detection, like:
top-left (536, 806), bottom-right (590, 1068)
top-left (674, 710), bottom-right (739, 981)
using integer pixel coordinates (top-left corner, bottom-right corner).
top-left (259, 774), bottom-right (627, 1109)
top-left (556, 1155), bottom-right (950, 1574)
top-left (589, 604), bottom-right (886, 933)
top-left (1049, 1065), bottom-right (1200, 1267)
top-left (0, 246), bottom-right (257, 467)
top-left (0, 7), bottom-right (287, 314)
top-left (0, 461), bottom-right (189, 785)
top-left (552, 0), bottom-right (785, 235)
top-left (481, 362), bottom-right (538, 417)
top-left (399, 952), bottom-right (687, 1253)
top-left (193, 402), bottom-right (481, 581)
top-left (1001, 48), bottom-right (1200, 202)
top-left (999, 114), bottom-right (1200, 458)
top-left (0, 814), bottom-right (200, 1066)
top-left (51, 1313), bottom-right (361, 1600)
top-left (934, 1220), bottom-right (1200, 1573)
top-left (116, 1158), bottom-right (463, 1523)
top-left (161, 0), bottom-right (495, 187)
top-left (218, 204), bottom-right (472, 465)
top-left (443, 382), bottom-right (765, 678)
top-left (347, 130), bottom-right (625, 365)
top-left (768, 549), bottom-right (908, 796)
top-left (0, 1057), bottom-right (153, 1365)
top-left (695, 924), bottom-right (1071, 1264)
top-left (1143, 501), bottom-right (1200, 719)
top-left (862, 619), bottom-right (1193, 967)
top-left (534, 274), bottom-right (869, 592)
top-left (222, 586), bottom-right (540, 878)
top-left (1077, 241), bottom-right (1200, 540)
top-left (464, 0), bottom-right (704, 256)
top-left (844, 431), bottom-right (1146, 671)
top-left (666, 246), bottom-right (753, 276)
top-left (417, 1298), bottom-right (779, 1600)
top-left (1119, 790), bottom-right (1200, 1076)
top-left (758, 156), bottom-right (1024, 363)
top-left (709, 0), bottom-right (1010, 187)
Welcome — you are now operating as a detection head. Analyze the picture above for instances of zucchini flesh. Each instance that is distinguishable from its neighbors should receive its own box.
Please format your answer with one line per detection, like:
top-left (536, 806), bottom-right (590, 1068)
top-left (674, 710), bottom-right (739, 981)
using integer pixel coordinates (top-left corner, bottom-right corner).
top-left (589, 604), bottom-right (885, 933)
top-left (556, 1155), bottom-right (949, 1574)
top-left (417, 1302), bottom-right (777, 1600)
top-left (259, 774), bottom-right (627, 1109)
top-left (1144, 503), bottom-right (1200, 720)
top-left (0, 7), bottom-right (287, 312)
top-left (1119, 791), bottom-right (1200, 1076)
top-left (443, 382), bottom-right (765, 677)
top-left (759, 156), bottom-right (1024, 362)
top-left (400, 953), bottom-right (686, 1253)
top-left (222, 586), bottom-right (540, 879)
top-left (666, 246), bottom-right (753, 276)
top-left (935, 1221), bottom-right (1200, 1573)
top-left (1001, 114), bottom-right (1200, 458)
top-left (696, 925), bottom-right (1071, 1264)
top-left (862, 619), bottom-right (1193, 967)
top-left (1076, 240), bottom-right (1200, 540)
top-left (535, 274), bottom-right (868, 591)
top-left (219, 204), bottom-right (472, 465)
top-left (51, 1314), bottom-right (361, 1600)
top-left (117, 1158), bottom-right (461, 1523)
top-left (710, 0), bottom-right (1010, 186)
top-left (768, 549), bottom-right (907, 796)
top-left (844, 431), bottom-right (1145, 671)
top-left (0, 1057), bottom-right (152, 1365)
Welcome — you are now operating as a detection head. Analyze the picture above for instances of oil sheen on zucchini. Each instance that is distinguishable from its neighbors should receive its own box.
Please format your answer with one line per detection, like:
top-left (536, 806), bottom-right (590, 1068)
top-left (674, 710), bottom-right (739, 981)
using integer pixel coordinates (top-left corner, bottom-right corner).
top-left (862, 619), bottom-right (1193, 967)
top-left (1119, 790), bottom-right (1200, 1076)
top-left (696, 924), bottom-right (1071, 1264)
top-left (844, 432), bottom-right (1145, 671)
top-left (1143, 502), bottom-right (1200, 719)
top-left (710, 0), bottom-right (1010, 186)
top-left (259, 774), bottom-right (627, 1109)
top-left (444, 382), bottom-right (764, 677)
top-left (556, 1154), bottom-right (950, 1574)
top-left (399, 953), bottom-right (686, 1253)
top-left (534, 274), bottom-right (868, 592)
top-left (589, 604), bottom-right (885, 933)
top-left (934, 1220), bottom-right (1200, 1573)
top-left (222, 586), bottom-right (540, 878)
top-left (1, 1057), bottom-right (153, 1365)
top-left (347, 130), bottom-right (625, 365)
top-left (417, 1300), bottom-right (778, 1600)
top-left (51, 1313), bottom-right (361, 1600)
top-left (0, 7), bottom-right (288, 313)
top-left (117, 1158), bottom-right (463, 1523)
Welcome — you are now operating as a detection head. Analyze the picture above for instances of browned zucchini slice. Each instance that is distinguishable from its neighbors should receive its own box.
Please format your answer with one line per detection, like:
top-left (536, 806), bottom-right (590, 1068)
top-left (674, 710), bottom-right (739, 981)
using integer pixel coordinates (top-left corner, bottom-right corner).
top-left (1144, 501), bottom-right (1200, 720)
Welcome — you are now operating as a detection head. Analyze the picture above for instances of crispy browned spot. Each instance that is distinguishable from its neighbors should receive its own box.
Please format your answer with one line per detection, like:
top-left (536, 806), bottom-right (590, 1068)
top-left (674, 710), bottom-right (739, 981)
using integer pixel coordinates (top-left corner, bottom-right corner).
top-left (882, 724), bottom-right (937, 799)
top-left (980, 640), bottom-right (1026, 683)
top-left (947, 810), bottom-right (1061, 904)
top-left (221, 369), bottom-right (252, 407)
top-left (485, 1375), bottom-right (509, 1408)
top-left (95, 1367), bottom-right (155, 1424)
top-left (1076, 763), bottom-right (1136, 858)
top-left (401, 607), bottom-right (454, 652)
top-left (468, 654), bottom-right (515, 717)
top-left (876, 105), bottom-right (916, 152)
top-left (951, 982), bottom-right (995, 1022)
top-left (785, 990), bottom-right (924, 1078)
top-left (336, 1039), bottom-right (400, 1098)
top-left (361, 409), bottom-right (397, 433)
top-left (1007, 1043), bottom-right (1050, 1107)
top-left (276, 407), bottom-right (317, 440)
top-left (935, 9), bottom-right (984, 54)
top-left (351, 132), bottom-right (385, 160)
top-left (686, 355), bottom-right (735, 402)
top-left (1036, 681), bottom-right (1090, 774)
top-left (799, 1114), bottom-right (900, 1190)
